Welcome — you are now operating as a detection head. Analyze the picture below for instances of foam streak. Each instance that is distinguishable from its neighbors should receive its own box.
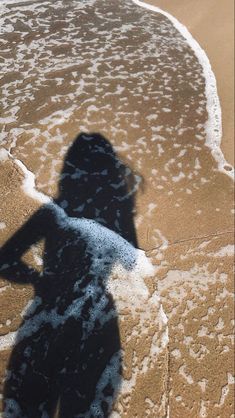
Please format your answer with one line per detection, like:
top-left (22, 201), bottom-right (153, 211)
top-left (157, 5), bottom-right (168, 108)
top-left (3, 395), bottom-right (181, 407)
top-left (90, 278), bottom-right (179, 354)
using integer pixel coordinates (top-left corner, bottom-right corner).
top-left (132, 0), bottom-right (234, 179)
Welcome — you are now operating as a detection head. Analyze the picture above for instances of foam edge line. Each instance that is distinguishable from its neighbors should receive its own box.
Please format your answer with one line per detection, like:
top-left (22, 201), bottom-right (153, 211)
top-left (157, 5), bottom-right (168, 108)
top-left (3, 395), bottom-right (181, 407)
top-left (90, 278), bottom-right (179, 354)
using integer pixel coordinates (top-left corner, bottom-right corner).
top-left (132, 0), bottom-right (234, 180)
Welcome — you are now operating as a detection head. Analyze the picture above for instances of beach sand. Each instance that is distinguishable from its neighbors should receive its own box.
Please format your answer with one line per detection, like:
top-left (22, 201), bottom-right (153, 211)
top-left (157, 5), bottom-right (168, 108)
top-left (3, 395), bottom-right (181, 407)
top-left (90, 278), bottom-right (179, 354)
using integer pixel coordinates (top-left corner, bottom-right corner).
top-left (0, 0), bottom-right (234, 416)
top-left (143, 0), bottom-right (234, 166)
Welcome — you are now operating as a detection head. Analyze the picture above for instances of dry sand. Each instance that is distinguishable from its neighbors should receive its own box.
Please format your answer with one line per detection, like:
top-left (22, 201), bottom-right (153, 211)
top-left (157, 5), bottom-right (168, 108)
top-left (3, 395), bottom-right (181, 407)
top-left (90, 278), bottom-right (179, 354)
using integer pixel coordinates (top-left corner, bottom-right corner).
top-left (143, 0), bottom-right (235, 166)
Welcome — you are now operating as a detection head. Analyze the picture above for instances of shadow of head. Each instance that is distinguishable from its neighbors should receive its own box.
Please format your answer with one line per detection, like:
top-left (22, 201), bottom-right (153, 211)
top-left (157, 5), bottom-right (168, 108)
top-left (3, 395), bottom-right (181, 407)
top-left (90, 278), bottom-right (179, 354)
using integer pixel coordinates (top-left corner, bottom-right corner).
top-left (56, 132), bottom-right (140, 247)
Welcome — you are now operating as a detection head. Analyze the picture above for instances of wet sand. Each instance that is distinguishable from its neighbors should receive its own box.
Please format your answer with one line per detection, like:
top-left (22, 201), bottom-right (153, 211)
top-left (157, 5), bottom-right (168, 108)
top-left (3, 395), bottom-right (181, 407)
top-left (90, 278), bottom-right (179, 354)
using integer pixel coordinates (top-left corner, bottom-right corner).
top-left (143, 0), bottom-right (235, 166)
top-left (0, 0), bottom-right (234, 416)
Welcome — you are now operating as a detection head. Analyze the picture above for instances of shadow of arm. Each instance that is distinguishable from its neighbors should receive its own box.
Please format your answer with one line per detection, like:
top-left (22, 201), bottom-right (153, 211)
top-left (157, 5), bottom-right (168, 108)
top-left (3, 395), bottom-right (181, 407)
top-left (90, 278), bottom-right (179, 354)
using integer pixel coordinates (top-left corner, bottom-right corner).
top-left (0, 208), bottom-right (46, 284)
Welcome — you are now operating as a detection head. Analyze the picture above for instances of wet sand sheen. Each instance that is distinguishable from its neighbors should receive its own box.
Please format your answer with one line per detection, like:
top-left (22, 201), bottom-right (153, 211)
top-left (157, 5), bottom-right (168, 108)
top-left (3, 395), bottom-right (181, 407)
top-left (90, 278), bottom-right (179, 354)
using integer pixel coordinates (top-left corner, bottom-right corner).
top-left (0, 0), bottom-right (234, 416)
top-left (142, 0), bottom-right (234, 167)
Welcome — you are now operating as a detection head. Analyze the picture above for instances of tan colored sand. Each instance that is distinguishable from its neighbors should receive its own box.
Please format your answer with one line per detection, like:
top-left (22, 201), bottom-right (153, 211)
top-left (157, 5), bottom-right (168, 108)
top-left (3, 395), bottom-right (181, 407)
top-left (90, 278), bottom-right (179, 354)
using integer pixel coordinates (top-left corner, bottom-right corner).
top-left (0, 0), bottom-right (234, 416)
top-left (143, 0), bottom-right (234, 166)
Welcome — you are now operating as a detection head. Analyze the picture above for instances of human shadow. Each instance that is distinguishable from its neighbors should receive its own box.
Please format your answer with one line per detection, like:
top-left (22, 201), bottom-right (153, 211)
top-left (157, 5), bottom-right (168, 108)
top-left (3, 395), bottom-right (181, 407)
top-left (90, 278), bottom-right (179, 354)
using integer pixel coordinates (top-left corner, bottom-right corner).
top-left (0, 133), bottom-right (139, 418)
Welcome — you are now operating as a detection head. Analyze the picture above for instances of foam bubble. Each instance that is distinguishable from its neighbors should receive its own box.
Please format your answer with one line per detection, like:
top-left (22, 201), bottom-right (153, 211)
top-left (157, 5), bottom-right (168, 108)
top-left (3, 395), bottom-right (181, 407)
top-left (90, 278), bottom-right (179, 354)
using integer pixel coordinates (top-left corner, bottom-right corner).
top-left (0, 148), bottom-right (9, 162)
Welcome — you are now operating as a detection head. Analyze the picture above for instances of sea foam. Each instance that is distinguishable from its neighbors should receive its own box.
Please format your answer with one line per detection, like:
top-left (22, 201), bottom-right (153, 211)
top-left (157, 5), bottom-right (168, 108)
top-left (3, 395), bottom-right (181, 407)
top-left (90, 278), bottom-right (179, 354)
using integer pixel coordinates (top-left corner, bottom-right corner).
top-left (132, 0), bottom-right (234, 180)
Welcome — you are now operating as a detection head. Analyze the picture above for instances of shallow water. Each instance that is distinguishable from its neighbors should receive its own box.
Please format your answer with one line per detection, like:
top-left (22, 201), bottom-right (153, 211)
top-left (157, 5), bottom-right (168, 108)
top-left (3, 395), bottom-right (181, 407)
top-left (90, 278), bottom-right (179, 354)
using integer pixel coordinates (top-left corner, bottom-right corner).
top-left (0, 0), bottom-right (234, 417)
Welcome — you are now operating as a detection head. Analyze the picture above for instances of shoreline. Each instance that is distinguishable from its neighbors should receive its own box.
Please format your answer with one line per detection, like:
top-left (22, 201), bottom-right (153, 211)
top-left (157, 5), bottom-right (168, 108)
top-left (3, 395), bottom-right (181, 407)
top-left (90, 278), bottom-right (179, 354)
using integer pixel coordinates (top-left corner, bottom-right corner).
top-left (140, 0), bottom-right (234, 169)
top-left (0, 1), bottom-right (234, 416)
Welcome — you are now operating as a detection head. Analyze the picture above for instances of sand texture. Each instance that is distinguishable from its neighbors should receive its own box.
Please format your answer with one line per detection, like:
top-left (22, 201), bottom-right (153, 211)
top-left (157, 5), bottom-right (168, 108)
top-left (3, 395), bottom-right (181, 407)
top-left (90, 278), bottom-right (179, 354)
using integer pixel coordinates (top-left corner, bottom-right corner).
top-left (143, 0), bottom-right (234, 166)
top-left (0, 0), bottom-right (234, 417)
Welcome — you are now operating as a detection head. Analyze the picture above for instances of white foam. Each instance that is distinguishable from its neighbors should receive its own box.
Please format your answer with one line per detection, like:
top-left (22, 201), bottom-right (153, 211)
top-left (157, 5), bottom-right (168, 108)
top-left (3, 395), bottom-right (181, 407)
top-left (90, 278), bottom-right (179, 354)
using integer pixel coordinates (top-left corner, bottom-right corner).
top-left (0, 331), bottom-right (16, 351)
top-left (0, 156), bottom-right (168, 372)
top-left (0, 148), bottom-right (9, 162)
top-left (0, 144), bottom-right (170, 411)
top-left (208, 245), bottom-right (234, 258)
top-left (153, 229), bottom-right (169, 250)
top-left (0, 0), bottom-right (35, 4)
top-left (132, 0), bottom-right (234, 180)
top-left (0, 210), bottom-right (167, 361)
top-left (172, 172), bottom-right (185, 183)
top-left (6, 151), bottom-right (52, 205)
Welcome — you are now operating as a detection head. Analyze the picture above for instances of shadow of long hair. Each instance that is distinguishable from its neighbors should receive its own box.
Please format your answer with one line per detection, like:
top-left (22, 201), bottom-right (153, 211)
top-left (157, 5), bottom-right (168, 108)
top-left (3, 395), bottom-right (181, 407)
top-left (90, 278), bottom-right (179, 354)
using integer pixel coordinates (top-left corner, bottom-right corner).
top-left (56, 132), bottom-right (138, 246)
top-left (0, 133), bottom-right (139, 417)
